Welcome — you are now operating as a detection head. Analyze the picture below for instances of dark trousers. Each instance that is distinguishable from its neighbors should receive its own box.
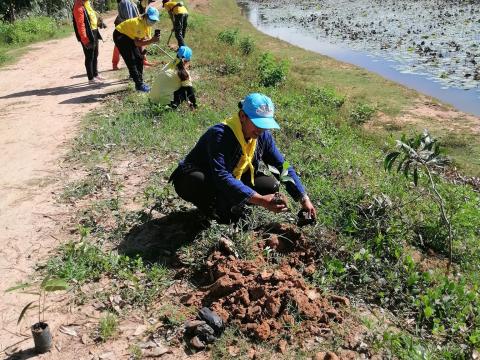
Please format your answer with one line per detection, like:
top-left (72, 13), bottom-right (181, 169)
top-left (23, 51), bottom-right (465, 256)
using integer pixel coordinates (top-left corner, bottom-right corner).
top-left (173, 14), bottom-right (188, 47)
top-left (171, 168), bottom-right (279, 222)
top-left (113, 30), bottom-right (144, 87)
top-left (82, 30), bottom-right (99, 80)
top-left (172, 86), bottom-right (197, 109)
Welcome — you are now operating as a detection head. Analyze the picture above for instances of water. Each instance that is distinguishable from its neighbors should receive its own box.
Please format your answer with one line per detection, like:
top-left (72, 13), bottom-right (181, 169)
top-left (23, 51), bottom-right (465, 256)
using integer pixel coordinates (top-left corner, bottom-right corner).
top-left (238, 1), bottom-right (480, 116)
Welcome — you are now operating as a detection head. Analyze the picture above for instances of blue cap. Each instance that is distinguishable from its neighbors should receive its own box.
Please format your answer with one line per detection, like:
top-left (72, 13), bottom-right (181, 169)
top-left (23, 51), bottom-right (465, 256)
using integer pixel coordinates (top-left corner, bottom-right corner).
top-left (241, 93), bottom-right (279, 129)
top-left (146, 7), bottom-right (160, 21)
top-left (177, 45), bottom-right (192, 61)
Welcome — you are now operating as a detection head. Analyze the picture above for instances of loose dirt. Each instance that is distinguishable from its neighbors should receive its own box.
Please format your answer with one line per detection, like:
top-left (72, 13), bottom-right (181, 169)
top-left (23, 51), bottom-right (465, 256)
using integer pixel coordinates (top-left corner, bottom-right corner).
top-left (181, 224), bottom-right (349, 345)
top-left (0, 13), bottom-right (123, 357)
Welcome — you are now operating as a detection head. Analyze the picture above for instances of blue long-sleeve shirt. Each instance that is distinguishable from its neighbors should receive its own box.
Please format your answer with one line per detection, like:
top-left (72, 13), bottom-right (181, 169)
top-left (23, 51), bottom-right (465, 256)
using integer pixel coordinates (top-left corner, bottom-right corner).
top-left (179, 123), bottom-right (306, 208)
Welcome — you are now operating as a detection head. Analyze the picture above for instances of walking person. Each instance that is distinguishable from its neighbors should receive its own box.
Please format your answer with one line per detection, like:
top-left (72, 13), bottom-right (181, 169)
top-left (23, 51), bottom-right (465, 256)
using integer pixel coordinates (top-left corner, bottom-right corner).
top-left (113, 7), bottom-right (161, 92)
top-left (169, 93), bottom-right (317, 223)
top-left (150, 45), bottom-right (197, 109)
top-left (73, 0), bottom-right (104, 83)
top-left (112, 0), bottom-right (139, 70)
top-left (162, 0), bottom-right (188, 48)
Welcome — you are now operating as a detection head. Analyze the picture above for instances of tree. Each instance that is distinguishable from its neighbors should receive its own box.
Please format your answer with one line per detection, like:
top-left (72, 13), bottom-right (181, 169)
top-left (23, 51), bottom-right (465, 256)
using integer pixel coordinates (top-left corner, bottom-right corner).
top-left (384, 130), bottom-right (453, 269)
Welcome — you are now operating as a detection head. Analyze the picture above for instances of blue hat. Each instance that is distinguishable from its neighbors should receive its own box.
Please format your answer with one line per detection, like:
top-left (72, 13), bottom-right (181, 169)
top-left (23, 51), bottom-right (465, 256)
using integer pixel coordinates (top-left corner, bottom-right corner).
top-left (241, 93), bottom-right (279, 129)
top-left (146, 7), bottom-right (160, 21)
top-left (177, 45), bottom-right (192, 61)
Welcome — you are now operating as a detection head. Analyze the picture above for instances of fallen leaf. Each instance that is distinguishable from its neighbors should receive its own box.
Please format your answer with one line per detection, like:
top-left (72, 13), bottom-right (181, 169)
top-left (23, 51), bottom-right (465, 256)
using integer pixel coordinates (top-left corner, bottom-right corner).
top-left (59, 325), bottom-right (78, 337)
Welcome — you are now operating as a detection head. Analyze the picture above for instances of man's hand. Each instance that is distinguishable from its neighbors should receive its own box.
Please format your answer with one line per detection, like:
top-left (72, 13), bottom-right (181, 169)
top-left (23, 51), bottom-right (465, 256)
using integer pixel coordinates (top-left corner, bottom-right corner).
top-left (249, 193), bottom-right (288, 213)
top-left (300, 195), bottom-right (317, 219)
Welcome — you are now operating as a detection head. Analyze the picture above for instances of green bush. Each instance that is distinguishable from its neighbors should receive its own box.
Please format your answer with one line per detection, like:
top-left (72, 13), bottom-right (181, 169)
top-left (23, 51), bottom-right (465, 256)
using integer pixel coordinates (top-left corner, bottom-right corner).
top-left (0, 17), bottom-right (57, 45)
top-left (257, 52), bottom-right (289, 87)
top-left (223, 53), bottom-right (242, 74)
top-left (217, 28), bottom-right (239, 45)
top-left (349, 103), bottom-right (376, 124)
top-left (239, 35), bottom-right (255, 55)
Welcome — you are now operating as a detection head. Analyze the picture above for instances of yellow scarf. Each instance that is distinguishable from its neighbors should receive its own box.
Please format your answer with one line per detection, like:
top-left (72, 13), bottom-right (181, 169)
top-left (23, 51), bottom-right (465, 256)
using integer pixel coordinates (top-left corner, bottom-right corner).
top-left (84, 1), bottom-right (98, 30)
top-left (223, 114), bottom-right (257, 186)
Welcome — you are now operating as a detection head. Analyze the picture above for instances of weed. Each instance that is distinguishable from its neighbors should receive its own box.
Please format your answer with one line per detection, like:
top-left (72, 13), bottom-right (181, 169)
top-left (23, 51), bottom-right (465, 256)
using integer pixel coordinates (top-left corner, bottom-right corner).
top-left (211, 326), bottom-right (251, 360)
top-left (257, 52), bottom-right (289, 87)
top-left (98, 312), bottom-right (118, 342)
top-left (308, 86), bottom-right (345, 109)
top-left (239, 35), bottom-right (255, 55)
top-left (129, 344), bottom-right (142, 360)
top-left (46, 240), bottom-right (172, 307)
top-left (350, 103), bottom-right (376, 124)
top-left (223, 54), bottom-right (242, 75)
top-left (157, 303), bottom-right (193, 326)
top-left (217, 28), bottom-right (239, 45)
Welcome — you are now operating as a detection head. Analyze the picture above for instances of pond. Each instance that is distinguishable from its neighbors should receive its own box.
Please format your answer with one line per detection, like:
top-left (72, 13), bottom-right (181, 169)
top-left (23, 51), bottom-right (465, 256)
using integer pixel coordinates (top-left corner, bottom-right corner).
top-left (238, 0), bottom-right (480, 116)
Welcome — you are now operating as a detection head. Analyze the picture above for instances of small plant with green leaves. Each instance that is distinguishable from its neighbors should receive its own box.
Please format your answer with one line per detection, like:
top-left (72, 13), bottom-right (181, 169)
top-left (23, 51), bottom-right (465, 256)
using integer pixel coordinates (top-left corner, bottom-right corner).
top-left (258, 161), bottom-right (295, 186)
top-left (350, 103), bottom-right (376, 124)
top-left (97, 312), bottom-right (118, 342)
top-left (217, 28), bottom-right (239, 45)
top-left (6, 276), bottom-right (69, 326)
top-left (257, 52), bottom-right (289, 87)
top-left (223, 53), bottom-right (242, 75)
top-left (6, 276), bottom-right (68, 353)
top-left (384, 130), bottom-right (453, 267)
top-left (239, 35), bottom-right (255, 55)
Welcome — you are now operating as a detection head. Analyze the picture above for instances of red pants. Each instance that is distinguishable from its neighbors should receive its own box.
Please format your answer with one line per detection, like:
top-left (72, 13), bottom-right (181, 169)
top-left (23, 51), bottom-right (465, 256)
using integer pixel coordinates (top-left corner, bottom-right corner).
top-left (112, 46), bottom-right (121, 68)
top-left (112, 45), bottom-right (150, 68)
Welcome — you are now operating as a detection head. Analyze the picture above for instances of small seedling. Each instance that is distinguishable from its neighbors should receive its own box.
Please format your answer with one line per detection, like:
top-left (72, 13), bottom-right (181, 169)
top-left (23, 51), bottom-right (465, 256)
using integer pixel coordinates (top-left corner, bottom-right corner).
top-left (6, 276), bottom-right (68, 353)
top-left (259, 161), bottom-right (295, 186)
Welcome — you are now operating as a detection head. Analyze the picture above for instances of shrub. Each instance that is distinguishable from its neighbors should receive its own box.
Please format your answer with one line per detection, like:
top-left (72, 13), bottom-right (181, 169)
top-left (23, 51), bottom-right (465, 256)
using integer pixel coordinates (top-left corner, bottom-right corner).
top-left (349, 103), bottom-right (376, 124)
top-left (217, 54), bottom-right (242, 75)
top-left (309, 87), bottom-right (345, 109)
top-left (257, 52), bottom-right (289, 87)
top-left (239, 35), bottom-right (255, 55)
top-left (217, 28), bottom-right (239, 45)
top-left (0, 17), bottom-right (58, 45)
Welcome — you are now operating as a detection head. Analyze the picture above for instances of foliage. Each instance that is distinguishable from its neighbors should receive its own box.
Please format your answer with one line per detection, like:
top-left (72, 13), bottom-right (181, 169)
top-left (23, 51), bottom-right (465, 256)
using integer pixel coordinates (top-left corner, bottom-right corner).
top-left (385, 130), bottom-right (453, 265)
top-left (308, 86), bottom-right (345, 109)
top-left (222, 53), bottom-right (242, 74)
top-left (6, 276), bottom-right (68, 324)
top-left (257, 52), bottom-right (289, 87)
top-left (46, 239), bottom-right (172, 307)
top-left (349, 103), bottom-right (376, 124)
top-left (217, 28), bottom-right (239, 45)
top-left (0, 16), bottom-right (59, 44)
top-left (98, 312), bottom-right (118, 342)
top-left (239, 35), bottom-right (255, 55)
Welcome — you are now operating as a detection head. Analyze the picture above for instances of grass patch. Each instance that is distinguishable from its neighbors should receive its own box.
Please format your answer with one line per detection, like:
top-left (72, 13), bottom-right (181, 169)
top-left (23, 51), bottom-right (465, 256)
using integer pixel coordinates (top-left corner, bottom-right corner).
top-left (97, 312), bottom-right (118, 342)
top-left (0, 16), bottom-right (71, 67)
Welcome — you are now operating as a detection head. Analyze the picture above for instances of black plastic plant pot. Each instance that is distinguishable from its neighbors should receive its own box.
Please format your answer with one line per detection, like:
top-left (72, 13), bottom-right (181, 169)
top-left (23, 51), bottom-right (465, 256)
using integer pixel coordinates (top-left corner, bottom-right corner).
top-left (31, 322), bottom-right (52, 354)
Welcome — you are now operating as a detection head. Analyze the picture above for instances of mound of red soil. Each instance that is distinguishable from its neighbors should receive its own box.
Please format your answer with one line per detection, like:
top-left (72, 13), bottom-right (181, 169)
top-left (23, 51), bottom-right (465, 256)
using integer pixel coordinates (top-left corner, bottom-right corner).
top-left (182, 223), bottom-right (349, 341)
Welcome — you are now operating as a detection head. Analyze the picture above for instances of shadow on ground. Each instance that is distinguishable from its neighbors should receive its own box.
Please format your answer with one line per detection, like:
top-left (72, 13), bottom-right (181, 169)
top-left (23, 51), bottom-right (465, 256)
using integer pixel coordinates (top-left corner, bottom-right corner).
top-left (118, 209), bottom-right (208, 265)
top-left (5, 346), bottom-right (37, 360)
top-left (0, 80), bottom-right (127, 100)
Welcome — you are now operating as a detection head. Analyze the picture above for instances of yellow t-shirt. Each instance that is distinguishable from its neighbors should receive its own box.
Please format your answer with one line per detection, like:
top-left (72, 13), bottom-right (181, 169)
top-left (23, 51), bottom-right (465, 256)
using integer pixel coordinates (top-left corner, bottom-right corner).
top-left (84, 0), bottom-right (98, 30)
top-left (115, 16), bottom-right (152, 40)
top-left (164, 2), bottom-right (188, 15)
top-left (150, 59), bottom-right (192, 104)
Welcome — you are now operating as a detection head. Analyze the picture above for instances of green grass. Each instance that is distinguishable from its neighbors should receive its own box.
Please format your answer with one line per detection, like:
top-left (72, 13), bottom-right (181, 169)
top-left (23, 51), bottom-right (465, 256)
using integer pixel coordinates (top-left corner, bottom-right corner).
top-left (98, 312), bottom-right (118, 342)
top-left (0, 16), bottom-right (71, 67)
top-left (46, 0), bottom-right (480, 357)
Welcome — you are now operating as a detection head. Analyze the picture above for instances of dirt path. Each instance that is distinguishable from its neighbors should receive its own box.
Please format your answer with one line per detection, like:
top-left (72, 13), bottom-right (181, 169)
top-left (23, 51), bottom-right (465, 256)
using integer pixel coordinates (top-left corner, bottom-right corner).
top-left (0, 14), bottom-right (123, 355)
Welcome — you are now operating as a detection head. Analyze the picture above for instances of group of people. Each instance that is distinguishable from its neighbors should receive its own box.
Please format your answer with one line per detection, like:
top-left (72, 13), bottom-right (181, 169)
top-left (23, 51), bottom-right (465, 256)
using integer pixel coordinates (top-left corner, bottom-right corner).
top-left (72, 0), bottom-right (316, 224)
top-left (73, 0), bottom-right (190, 94)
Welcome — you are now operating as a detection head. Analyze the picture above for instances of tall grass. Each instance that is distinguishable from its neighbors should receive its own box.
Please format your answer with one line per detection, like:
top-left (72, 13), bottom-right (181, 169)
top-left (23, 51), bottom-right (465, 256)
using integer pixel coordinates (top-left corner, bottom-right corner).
top-left (0, 16), bottom-right (71, 66)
